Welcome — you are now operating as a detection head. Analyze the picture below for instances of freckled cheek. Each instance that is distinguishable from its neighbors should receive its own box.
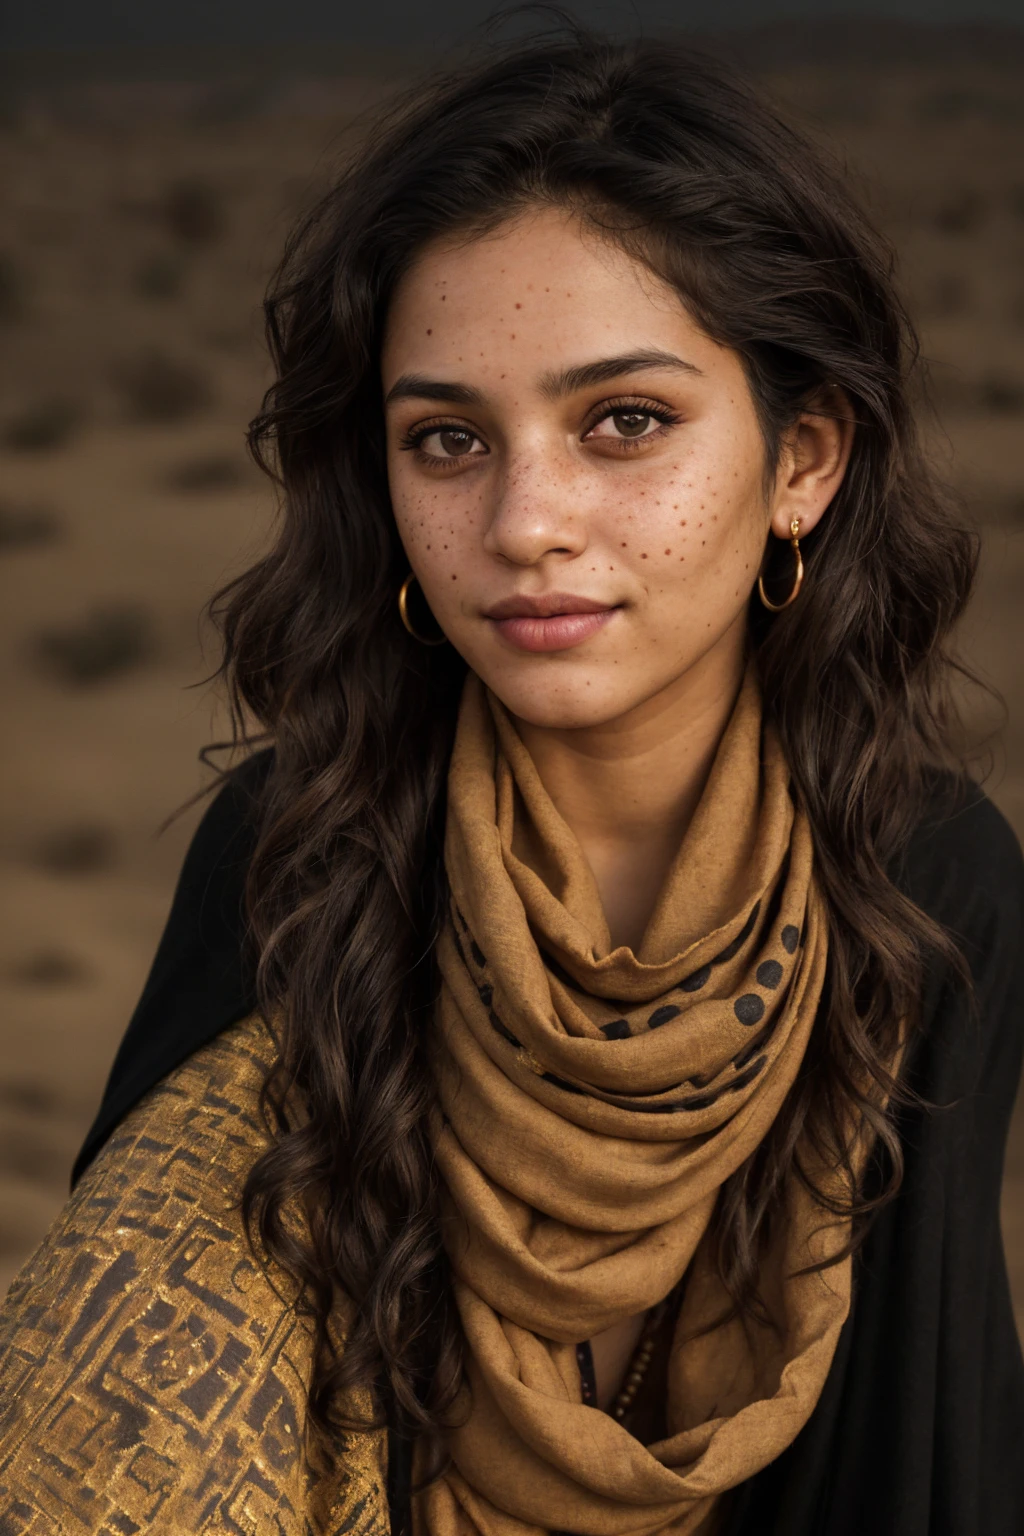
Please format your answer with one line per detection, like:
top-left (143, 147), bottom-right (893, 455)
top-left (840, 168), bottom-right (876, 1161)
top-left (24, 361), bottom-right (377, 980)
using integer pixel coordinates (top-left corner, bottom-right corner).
top-left (394, 489), bottom-right (485, 607)
top-left (392, 487), bottom-right (435, 551)
top-left (631, 482), bottom-right (759, 595)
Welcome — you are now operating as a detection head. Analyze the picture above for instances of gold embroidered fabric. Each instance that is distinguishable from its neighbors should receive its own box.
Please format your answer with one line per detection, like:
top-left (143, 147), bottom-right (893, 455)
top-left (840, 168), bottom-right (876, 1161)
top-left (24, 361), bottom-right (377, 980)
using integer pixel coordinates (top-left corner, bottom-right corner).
top-left (0, 1013), bottom-right (390, 1535)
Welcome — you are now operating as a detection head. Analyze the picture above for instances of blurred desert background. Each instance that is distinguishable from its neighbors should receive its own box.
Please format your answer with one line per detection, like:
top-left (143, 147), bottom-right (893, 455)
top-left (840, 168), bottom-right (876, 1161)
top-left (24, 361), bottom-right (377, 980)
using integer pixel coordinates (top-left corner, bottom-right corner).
top-left (1, 24), bottom-right (1023, 1331)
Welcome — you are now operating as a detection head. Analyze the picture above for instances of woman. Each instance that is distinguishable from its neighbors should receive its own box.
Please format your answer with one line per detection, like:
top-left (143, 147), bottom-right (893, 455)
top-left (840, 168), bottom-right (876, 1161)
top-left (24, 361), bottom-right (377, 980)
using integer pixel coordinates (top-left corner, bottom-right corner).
top-left (1, 24), bottom-right (1022, 1536)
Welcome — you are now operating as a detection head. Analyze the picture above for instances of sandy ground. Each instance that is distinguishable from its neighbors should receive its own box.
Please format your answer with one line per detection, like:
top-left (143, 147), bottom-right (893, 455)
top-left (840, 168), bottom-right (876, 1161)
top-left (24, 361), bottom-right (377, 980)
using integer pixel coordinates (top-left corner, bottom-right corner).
top-left (0, 52), bottom-right (1022, 1334)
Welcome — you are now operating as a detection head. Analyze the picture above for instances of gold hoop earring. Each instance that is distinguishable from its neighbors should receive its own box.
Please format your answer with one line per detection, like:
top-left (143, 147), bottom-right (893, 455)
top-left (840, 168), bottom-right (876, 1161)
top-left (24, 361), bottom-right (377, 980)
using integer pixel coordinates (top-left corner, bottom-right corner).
top-left (757, 519), bottom-right (804, 612)
top-left (398, 572), bottom-right (447, 646)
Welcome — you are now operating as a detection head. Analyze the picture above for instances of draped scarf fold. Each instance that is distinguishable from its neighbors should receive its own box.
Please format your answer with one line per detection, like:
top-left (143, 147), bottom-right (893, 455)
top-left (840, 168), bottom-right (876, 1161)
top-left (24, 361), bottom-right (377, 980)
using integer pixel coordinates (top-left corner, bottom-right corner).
top-left (414, 665), bottom-right (853, 1536)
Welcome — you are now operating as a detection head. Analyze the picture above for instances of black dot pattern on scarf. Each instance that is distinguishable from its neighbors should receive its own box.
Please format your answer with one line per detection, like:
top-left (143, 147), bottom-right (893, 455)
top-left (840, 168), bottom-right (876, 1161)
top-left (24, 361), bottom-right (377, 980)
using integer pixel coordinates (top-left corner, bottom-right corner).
top-left (541, 1071), bottom-right (586, 1096)
top-left (648, 1004), bottom-right (681, 1029)
top-left (455, 887), bottom-right (800, 1115)
top-left (673, 1052), bottom-right (768, 1111)
top-left (489, 1010), bottom-right (522, 1048)
top-left (734, 1054), bottom-right (768, 1087)
top-left (711, 900), bottom-right (762, 966)
top-left (686, 1070), bottom-right (716, 1089)
top-left (756, 959), bottom-right (784, 989)
top-left (735, 994), bottom-right (765, 1026)
top-left (732, 1031), bottom-right (768, 1069)
top-left (677, 1089), bottom-right (718, 1111)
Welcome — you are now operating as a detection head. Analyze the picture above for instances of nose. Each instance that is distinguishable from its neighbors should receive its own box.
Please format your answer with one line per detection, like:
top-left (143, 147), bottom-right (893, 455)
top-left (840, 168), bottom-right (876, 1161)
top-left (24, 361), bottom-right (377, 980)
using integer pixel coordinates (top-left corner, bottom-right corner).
top-left (482, 448), bottom-right (589, 567)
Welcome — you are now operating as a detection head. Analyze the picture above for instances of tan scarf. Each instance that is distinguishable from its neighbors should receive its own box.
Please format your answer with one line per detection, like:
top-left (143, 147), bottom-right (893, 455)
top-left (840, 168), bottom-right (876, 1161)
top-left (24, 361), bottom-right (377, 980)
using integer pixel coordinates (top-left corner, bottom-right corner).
top-left (414, 664), bottom-right (852, 1536)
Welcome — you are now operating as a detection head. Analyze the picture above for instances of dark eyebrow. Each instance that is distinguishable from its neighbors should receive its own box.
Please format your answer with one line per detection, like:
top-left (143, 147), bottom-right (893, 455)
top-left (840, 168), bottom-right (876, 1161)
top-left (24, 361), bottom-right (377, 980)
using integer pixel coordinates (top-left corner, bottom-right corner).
top-left (383, 374), bottom-right (486, 407)
top-left (539, 349), bottom-right (703, 397)
top-left (383, 348), bottom-right (702, 410)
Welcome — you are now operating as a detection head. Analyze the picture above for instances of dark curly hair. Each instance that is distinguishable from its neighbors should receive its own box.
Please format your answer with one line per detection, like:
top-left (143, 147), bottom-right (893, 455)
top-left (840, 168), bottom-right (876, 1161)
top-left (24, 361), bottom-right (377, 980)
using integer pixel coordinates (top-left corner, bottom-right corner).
top-left (211, 20), bottom-right (978, 1473)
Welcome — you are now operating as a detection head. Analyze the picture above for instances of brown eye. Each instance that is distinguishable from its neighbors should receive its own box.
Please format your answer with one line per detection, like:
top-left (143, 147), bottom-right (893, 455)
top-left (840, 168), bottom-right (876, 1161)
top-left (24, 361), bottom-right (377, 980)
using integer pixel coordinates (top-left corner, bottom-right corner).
top-left (612, 411), bottom-right (652, 437)
top-left (438, 428), bottom-right (475, 456)
top-left (585, 406), bottom-right (669, 444)
top-left (404, 422), bottom-right (487, 464)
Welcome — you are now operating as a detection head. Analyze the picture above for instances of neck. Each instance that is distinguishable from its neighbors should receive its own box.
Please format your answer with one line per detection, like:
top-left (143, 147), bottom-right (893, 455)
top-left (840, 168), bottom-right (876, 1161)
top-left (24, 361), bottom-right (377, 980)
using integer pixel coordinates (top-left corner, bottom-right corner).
top-left (512, 627), bottom-right (747, 951)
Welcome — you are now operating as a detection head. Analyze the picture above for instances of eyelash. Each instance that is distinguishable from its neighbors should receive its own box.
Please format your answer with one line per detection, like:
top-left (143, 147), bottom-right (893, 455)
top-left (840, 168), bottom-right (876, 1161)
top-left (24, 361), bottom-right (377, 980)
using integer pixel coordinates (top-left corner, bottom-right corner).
top-left (398, 396), bottom-right (682, 465)
top-left (588, 396), bottom-right (681, 446)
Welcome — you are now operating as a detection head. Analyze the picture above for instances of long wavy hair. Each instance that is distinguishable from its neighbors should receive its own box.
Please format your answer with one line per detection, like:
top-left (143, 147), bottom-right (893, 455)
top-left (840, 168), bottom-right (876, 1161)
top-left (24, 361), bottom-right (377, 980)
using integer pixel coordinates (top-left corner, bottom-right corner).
top-left (213, 22), bottom-right (978, 1468)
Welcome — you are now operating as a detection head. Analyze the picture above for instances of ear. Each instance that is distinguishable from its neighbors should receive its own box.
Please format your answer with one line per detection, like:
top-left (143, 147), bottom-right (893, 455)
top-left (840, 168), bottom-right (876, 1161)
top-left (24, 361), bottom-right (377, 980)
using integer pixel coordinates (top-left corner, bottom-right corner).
top-left (768, 387), bottom-right (855, 540)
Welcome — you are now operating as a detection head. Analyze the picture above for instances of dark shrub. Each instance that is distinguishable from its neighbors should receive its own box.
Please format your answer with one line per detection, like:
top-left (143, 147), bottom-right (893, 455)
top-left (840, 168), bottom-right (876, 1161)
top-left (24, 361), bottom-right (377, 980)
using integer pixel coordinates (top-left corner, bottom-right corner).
top-left (162, 452), bottom-right (243, 491)
top-left (8, 949), bottom-right (91, 987)
top-left (33, 824), bottom-right (117, 875)
top-left (114, 348), bottom-right (213, 423)
top-left (0, 252), bottom-right (25, 322)
top-left (0, 501), bottom-right (61, 550)
top-left (5, 397), bottom-right (81, 451)
top-left (932, 188), bottom-right (986, 235)
top-left (31, 603), bottom-right (157, 686)
top-left (164, 176), bottom-right (226, 244)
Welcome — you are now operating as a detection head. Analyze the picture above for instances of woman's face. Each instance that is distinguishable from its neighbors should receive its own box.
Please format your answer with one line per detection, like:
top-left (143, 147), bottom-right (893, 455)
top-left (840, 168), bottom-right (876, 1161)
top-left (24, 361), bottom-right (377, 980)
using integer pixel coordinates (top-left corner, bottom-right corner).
top-left (383, 207), bottom-right (836, 731)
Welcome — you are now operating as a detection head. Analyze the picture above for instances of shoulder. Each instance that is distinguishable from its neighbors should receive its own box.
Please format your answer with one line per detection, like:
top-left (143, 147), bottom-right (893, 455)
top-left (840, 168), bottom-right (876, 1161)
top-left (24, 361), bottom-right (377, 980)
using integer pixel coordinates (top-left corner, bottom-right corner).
top-left (0, 1013), bottom-right (389, 1535)
top-left (892, 771), bottom-right (1024, 942)
top-left (170, 745), bottom-right (275, 920)
top-left (150, 745), bottom-right (275, 961)
top-left (73, 750), bottom-right (275, 1183)
top-left (891, 773), bottom-right (1024, 1102)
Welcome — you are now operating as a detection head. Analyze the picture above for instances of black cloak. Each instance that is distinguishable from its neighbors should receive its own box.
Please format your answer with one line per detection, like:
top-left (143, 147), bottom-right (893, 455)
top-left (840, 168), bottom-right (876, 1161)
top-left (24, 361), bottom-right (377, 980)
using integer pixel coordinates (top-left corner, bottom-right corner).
top-left (72, 753), bottom-right (1024, 1535)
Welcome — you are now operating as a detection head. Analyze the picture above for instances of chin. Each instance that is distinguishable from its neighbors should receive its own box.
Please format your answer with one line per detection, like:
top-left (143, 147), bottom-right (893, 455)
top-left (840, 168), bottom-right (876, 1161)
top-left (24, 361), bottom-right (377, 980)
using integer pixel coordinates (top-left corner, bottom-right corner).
top-left (481, 666), bottom-right (640, 732)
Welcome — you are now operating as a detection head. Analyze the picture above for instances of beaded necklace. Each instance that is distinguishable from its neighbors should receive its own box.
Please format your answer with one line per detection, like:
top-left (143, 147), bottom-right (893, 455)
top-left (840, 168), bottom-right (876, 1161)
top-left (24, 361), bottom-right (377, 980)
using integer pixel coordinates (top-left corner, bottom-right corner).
top-left (576, 1290), bottom-right (676, 1422)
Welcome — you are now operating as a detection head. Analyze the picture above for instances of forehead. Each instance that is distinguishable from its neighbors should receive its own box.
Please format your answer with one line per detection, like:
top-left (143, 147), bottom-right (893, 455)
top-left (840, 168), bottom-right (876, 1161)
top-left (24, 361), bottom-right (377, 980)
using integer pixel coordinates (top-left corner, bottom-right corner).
top-left (381, 206), bottom-right (727, 388)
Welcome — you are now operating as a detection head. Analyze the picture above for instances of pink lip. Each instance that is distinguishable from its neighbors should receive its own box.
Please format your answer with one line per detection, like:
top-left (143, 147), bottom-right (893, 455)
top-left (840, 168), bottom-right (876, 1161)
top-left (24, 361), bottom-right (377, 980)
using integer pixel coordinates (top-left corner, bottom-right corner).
top-left (483, 593), bottom-right (620, 654)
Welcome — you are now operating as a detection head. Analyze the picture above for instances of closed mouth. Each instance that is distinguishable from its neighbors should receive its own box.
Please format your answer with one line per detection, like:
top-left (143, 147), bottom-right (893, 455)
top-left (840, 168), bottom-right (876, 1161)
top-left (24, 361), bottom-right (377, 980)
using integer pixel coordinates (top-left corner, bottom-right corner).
top-left (483, 593), bottom-right (618, 620)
